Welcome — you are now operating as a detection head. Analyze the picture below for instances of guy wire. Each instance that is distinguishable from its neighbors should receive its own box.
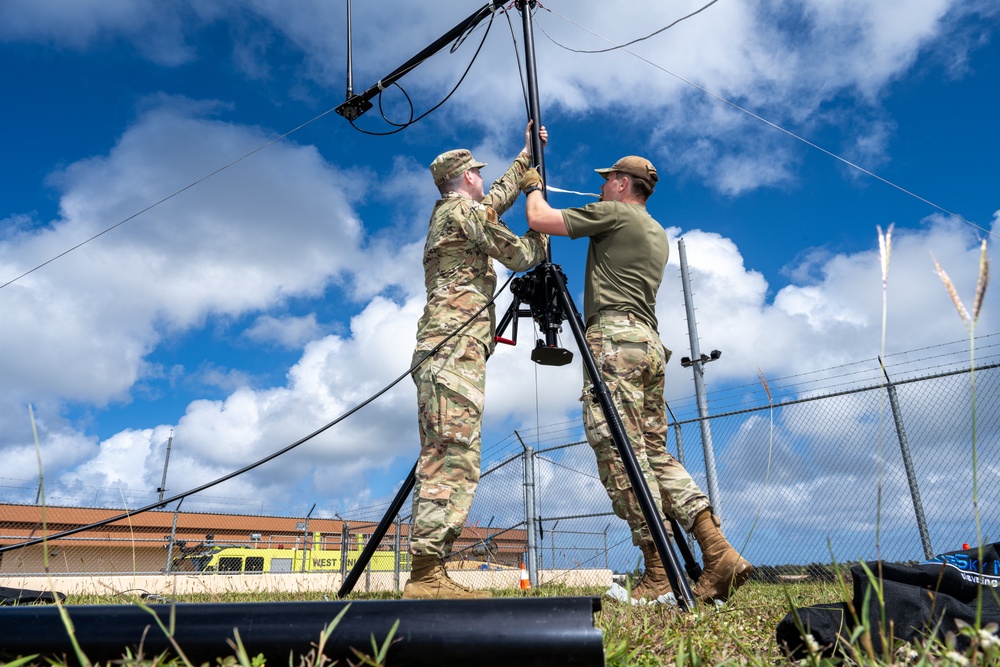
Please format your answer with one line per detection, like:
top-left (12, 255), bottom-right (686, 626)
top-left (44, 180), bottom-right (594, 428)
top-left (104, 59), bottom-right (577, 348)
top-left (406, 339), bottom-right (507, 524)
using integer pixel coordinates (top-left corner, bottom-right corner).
top-left (0, 273), bottom-right (516, 555)
top-left (540, 7), bottom-right (996, 241)
top-left (0, 107), bottom-right (341, 293)
top-left (2, 4), bottom-right (503, 288)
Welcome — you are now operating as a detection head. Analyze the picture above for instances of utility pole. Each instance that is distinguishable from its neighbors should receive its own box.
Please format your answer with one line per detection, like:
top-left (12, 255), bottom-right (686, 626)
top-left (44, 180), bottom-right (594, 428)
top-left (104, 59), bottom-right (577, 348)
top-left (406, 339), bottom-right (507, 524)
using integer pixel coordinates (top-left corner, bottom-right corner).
top-left (677, 239), bottom-right (723, 515)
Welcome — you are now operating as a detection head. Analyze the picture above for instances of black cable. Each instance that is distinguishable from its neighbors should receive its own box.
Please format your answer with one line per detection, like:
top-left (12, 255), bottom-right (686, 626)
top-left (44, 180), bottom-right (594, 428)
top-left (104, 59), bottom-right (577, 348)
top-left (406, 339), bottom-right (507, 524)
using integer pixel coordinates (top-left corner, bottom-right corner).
top-left (0, 273), bottom-right (515, 555)
top-left (347, 9), bottom-right (498, 136)
top-left (536, 0), bottom-right (720, 54)
top-left (505, 5), bottom-right (531, 118)
top-left (541, 5), bottom-right (996, 240)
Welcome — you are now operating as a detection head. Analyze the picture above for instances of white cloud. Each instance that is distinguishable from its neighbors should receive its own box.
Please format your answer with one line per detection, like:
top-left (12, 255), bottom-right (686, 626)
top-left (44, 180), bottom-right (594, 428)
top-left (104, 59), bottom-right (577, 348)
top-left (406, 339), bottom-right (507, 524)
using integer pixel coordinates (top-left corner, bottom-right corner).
top-left (245, 314), bottom-right (323, 349)
top-left (0, 0), bottom-right (195, 65)
top-left (0, 0), bottom-right (995, 557)
top-left (3, 1), bottom-right (989, 192)
top-left (653, 213), bottom-right (999, 398)
top-left (6, 188), bottom-right (996, 535)
top-left (0, 96), bottom-right (366, 407)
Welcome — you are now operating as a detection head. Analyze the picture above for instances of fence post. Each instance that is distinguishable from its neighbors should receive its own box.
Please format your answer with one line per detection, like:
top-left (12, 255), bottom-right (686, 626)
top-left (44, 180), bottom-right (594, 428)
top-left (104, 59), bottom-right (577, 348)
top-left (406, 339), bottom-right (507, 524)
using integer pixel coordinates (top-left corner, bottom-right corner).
top-left (164, 499), bottom-right (183, 573)
top-left (339, 522), bottom-right (350, 581)
top-left (550, 521), bottom-right (559, 571)
top-left (518, 431), bottom-right (539, 587)
top-left (666, 404), bottom-right (687, 468)
top-left (394, 515), bottom-right (401, 593)
top-left (882, 364), bottom-right (934, 559)
top-left (666, 404), bottom-right (698, 554)
top-left (603, 523), bottom-right (610, 569)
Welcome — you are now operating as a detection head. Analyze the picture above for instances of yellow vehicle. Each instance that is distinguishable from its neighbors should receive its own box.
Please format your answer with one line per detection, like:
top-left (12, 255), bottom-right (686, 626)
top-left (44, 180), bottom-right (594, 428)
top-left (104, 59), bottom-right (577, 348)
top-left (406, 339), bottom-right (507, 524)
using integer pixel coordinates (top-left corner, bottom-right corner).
top-left (170, 534), bottom-right (406, 574)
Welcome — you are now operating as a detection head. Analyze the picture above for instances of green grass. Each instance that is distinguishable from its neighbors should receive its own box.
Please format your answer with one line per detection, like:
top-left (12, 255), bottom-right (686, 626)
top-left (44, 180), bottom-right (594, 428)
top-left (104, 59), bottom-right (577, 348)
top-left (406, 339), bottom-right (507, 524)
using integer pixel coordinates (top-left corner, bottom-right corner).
top-left (7, 579), bottom-right (992, 666)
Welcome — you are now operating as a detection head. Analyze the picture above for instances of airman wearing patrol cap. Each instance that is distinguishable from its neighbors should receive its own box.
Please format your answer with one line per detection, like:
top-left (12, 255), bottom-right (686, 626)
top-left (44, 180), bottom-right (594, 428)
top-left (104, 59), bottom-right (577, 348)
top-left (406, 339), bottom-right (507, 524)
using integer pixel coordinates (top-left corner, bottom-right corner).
top-left (404, 122), bottom-right (549, 600)
top-left (430, 149), bottom-right (488, 189)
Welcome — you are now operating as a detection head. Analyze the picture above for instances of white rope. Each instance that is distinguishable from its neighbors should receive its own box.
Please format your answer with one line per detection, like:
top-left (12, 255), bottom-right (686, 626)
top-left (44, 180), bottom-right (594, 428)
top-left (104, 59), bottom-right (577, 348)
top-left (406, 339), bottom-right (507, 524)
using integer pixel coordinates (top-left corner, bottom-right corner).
top-left (547, 185), bottom-right (599, 198)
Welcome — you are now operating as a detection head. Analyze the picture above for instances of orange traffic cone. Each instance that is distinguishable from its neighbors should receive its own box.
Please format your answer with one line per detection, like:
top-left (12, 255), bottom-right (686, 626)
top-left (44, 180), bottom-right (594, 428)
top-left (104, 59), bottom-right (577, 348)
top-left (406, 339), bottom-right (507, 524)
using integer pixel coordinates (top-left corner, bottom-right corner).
top-left (519, 561), bottom-right (531, 591)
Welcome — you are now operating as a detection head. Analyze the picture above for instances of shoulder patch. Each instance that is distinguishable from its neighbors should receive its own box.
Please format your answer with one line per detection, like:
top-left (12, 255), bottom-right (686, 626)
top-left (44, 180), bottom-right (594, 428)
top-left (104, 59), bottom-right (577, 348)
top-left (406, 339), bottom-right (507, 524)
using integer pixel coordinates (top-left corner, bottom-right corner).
top-left (483, 205), bottom-right (509, 229)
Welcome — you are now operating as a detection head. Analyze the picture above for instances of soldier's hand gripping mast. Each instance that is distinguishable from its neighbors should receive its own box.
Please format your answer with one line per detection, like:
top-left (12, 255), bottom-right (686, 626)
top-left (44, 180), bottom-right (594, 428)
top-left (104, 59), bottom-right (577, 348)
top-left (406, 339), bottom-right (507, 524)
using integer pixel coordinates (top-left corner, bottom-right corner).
top-left (336, 0), bottom-right (697, 610)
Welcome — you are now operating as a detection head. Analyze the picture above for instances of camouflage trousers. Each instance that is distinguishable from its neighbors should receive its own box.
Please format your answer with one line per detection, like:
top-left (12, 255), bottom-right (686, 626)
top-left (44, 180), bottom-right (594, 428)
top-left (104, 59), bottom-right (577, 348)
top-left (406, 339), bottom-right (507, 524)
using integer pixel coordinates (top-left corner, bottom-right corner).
top-left (409, 335), bottom-right (488, 558)
top-left (582, 312), bottom-right (710, 548)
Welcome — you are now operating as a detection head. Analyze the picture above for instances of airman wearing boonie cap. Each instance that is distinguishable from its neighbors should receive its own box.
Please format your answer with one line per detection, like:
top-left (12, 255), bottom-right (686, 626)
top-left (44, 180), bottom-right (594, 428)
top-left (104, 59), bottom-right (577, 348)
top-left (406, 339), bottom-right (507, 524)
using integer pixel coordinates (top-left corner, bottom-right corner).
top-left (404, 122), bottom-right (549, 600)
top-left (521, 154), bottom-right (753, 607)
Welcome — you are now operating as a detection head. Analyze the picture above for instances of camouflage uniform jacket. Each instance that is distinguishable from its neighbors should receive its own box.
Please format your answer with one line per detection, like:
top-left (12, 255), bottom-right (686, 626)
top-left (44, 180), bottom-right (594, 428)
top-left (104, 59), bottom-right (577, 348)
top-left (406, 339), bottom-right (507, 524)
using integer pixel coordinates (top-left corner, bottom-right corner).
top-left (414, 152), bottom-right (547, 354)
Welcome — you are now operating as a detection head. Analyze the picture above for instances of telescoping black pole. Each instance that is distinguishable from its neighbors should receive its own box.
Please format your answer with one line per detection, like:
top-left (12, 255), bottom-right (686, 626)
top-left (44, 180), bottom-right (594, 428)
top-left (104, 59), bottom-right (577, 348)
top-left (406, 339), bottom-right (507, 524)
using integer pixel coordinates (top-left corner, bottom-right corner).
top-left (519, 1), bottom-right (547, 260)
top-left (515, 0), bottom-right (696, 610)
top-left (549, 266), bottom-right (696, 609)
top-left (519, 1), bottom-right (570, 363)
top-left (337, 1), bottom-right (696, 608)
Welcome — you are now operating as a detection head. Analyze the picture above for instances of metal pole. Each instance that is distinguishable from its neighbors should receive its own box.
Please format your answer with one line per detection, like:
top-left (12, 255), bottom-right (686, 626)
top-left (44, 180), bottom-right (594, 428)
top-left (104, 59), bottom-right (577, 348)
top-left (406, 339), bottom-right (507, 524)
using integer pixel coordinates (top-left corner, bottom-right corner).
top-left (881, 362), bottom-right (934, 558)
top-left (157, 431), bottom-right (173, 503)
top-left (394, 515), bottom-right (402, 593)
top-left (335, 1), bottom-right (505, 120)
top-left (665, 402), bottom-right (686, 468)
top-left (667, 402), bottom-right (698, 556)
top-left (603, 524), bottom-right (610, 569)
top-left (547, 265), bottom-right (695, 608)
top-left (518, 432), bottom-right (540, 587)
top-left (519, 2), bottom-right (547, 194)
top-left (345, 0), bottom-right (354, 99)
top-left (551, 520), bottom-right (559, 570)
top-left (365, 534), bottom-right (371, 592)
top-left (484, 516), bottom-right (495, 568)
top-left (339, 522), bottom-right (350, 583)
top-left (677, 238), bottom-right (722, 515)
top-left (164, 498), bottom-right (183, 573)
top-left (300, 503), bottom-right (316, 573)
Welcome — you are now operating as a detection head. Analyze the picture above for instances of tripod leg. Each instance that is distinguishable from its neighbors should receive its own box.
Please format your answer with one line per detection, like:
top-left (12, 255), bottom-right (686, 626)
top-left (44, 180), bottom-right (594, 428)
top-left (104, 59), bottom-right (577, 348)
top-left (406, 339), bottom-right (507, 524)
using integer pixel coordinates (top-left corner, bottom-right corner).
top-left (337, 462), bottom-right (416, 598)
top-left (669, 516), bottom-right (703, 583)
top-left (547, 265), bottom-right (696, 610)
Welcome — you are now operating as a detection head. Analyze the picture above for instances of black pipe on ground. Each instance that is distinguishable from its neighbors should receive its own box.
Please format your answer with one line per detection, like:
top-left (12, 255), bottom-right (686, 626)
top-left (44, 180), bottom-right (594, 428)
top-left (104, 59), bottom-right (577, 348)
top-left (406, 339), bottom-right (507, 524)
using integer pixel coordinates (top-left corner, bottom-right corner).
top-left (0, 596), bottom-right (605, 666)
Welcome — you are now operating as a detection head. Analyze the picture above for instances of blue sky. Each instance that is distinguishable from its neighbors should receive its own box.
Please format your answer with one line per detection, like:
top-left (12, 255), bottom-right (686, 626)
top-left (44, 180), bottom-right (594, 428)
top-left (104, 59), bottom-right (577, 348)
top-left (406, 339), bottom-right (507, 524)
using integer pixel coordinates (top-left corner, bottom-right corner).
top-left (1, 1), bottom-right (998, 540)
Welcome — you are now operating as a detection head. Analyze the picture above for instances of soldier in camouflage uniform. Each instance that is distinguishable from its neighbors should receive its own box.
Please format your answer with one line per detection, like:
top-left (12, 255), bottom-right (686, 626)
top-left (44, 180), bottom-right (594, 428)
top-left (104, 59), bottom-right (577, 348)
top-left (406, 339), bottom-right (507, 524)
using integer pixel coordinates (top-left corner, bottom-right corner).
top-left (522, 156), bottom-right (753, 606)
top-left (403, 122), bottom-right (548, 600)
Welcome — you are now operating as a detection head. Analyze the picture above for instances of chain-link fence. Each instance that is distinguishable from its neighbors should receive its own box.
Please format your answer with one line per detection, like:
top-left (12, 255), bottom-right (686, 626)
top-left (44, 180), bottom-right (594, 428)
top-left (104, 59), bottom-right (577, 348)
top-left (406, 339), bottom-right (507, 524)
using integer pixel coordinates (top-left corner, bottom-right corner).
top-left (1, 350), bottom-right (996, 592)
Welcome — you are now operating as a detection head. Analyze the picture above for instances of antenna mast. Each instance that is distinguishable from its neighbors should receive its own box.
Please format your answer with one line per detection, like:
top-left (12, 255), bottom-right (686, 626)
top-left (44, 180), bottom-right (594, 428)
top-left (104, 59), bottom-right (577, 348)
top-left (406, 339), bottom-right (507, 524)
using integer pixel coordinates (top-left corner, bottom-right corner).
top-left (345, 0), bottom-right (355, 100)
top-left (333, 1), bottom-right (698, 610)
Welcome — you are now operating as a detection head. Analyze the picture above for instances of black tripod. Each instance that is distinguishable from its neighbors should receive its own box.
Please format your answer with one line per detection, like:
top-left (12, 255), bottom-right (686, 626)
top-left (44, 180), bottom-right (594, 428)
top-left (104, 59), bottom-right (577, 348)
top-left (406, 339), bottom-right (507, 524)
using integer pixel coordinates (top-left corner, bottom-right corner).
top-left (336, 0), bottom-right (700, 610)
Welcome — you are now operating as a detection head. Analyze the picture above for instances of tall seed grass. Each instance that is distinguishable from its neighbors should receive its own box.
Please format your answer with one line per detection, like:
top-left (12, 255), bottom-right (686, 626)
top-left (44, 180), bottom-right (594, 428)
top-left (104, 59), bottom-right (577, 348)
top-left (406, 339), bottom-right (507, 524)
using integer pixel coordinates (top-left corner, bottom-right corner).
top-left (933, 239), bottom-right (991, 629)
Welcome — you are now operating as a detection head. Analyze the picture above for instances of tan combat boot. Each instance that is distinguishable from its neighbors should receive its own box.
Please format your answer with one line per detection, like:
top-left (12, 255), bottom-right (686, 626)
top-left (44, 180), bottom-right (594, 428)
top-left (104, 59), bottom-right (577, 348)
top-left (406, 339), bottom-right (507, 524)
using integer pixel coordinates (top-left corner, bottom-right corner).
top-left (691, 510), bottom-right (753, 603)
top-left (631, 543), bottom-right (676, 604)
top-left (401, 554), bottom-right (491, 600)
top-left (605, 543), bottom-right (675, 606)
